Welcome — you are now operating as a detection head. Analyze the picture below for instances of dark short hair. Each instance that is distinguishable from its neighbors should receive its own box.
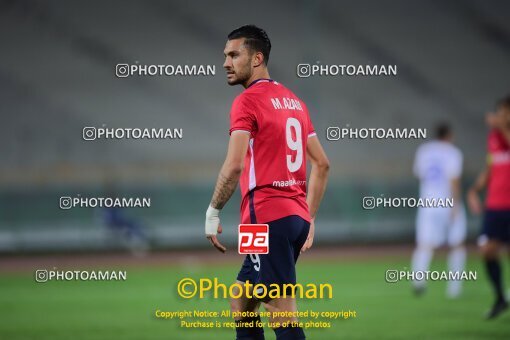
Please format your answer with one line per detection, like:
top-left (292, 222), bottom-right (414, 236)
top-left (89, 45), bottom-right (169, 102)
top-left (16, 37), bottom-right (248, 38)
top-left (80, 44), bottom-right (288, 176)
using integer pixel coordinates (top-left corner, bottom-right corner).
top-left (228, 25), bottom-right (271, 65)
top-left (496, 94), bottom-right (510, 110)
top-left (435, 122), bottom-right (452, 140)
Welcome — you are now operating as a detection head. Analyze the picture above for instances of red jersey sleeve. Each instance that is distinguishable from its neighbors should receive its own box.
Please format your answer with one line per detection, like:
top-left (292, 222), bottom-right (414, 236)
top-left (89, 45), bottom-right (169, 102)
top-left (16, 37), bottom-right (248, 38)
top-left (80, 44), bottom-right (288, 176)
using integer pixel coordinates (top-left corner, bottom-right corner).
top-left (229, 94), bottom-right (257, 135)
top-left (304, 103), bottom-right (316, 138)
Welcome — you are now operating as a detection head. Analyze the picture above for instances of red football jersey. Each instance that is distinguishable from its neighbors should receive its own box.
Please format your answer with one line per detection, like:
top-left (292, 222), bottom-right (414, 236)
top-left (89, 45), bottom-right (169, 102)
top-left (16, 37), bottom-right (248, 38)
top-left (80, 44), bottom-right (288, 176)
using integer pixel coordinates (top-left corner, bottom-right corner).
top-left (229, 79), bottom-right (316, 224)
top-left (486, 129), bottom-right (510, 209)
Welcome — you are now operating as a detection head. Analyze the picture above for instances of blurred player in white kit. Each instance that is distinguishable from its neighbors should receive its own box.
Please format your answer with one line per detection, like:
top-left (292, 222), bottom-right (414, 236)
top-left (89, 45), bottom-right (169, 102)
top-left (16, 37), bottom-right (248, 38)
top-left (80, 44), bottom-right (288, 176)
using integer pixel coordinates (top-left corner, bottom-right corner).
top-left (411, 123), bottom-right (467, 298)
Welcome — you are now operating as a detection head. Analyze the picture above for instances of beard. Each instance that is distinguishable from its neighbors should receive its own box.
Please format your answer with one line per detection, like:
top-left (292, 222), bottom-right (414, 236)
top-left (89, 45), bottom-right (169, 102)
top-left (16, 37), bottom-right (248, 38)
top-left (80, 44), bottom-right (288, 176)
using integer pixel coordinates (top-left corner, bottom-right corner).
top-left (226, 63), bottom-right (252, 86)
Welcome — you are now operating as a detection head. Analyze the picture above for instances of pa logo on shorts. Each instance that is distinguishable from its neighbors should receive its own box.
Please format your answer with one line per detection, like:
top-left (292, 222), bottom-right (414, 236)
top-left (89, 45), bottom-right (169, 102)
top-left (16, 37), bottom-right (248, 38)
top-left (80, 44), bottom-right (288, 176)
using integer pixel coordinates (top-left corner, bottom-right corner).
top-left (238, 224), bottom-right (269, 254)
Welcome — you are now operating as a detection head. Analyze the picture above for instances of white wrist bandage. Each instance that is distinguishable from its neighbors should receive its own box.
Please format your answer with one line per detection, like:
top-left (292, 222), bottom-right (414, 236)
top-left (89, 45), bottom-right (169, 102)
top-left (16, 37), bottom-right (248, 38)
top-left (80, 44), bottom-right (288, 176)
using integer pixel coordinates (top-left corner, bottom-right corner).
top-left (205, 205), bottom-right (221, 235)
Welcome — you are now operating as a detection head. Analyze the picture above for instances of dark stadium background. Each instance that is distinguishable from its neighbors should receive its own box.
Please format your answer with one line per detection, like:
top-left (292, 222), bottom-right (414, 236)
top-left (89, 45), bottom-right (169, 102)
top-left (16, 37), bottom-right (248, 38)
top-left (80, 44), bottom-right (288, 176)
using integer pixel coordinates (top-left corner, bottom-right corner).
top-left (1, 1), bottom-right (509, 339)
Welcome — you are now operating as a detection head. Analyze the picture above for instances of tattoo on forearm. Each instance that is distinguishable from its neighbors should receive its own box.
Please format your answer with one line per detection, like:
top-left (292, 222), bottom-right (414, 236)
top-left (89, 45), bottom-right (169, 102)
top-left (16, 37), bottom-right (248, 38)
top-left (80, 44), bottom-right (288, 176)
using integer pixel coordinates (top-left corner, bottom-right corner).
top-left (211, 173), bottom-right (238, 209)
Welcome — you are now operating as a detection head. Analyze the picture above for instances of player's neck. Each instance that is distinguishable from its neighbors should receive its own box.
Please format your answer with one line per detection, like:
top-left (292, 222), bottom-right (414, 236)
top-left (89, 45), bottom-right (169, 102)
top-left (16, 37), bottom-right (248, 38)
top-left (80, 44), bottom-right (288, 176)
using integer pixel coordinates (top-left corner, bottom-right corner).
top-left (243, 69), bottom-right (271, 89)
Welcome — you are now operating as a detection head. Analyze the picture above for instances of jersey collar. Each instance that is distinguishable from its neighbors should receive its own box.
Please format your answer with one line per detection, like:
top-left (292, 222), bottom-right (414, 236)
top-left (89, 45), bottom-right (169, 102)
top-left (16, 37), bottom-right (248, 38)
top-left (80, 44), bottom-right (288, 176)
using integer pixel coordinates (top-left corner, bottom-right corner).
top-left (247, 78), bottom-right (274, 88)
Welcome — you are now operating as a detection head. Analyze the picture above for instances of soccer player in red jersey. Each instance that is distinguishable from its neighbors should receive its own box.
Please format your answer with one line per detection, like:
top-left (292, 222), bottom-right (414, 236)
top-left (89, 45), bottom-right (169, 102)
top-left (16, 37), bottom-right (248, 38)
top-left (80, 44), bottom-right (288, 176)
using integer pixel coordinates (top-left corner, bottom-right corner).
top-left (204, 25), bottom-right (329, 339)
top-left (468, 95), bottom-right (510, 319)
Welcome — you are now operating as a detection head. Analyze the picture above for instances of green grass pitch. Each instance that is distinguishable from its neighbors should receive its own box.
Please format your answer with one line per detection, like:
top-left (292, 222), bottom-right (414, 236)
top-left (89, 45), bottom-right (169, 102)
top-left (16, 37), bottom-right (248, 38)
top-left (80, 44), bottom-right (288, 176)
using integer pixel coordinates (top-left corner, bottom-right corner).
top-left (0, 255), bottom-right (508, 339)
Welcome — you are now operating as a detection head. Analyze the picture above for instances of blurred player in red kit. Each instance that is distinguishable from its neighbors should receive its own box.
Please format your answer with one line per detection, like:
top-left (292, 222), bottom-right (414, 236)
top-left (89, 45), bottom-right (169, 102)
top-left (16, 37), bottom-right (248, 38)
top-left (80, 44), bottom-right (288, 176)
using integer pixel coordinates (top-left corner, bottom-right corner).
top-left (468, 95), bottom-right (510, 319)
top-left (204, 25), bottom-right (330, 339)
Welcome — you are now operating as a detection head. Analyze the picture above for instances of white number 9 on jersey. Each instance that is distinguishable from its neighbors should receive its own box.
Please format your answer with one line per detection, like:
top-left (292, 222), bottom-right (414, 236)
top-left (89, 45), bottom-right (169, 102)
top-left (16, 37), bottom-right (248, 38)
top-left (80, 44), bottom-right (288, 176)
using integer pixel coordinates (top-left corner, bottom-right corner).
top-left (286, 117), bottom-right (303, 172)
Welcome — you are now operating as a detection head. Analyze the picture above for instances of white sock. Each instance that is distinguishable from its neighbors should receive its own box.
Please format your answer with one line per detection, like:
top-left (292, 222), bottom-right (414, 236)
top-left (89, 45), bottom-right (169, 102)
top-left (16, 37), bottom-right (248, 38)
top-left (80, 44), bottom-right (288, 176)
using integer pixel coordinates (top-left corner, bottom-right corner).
top-left (447, 246), bottom-right (466, 298)
top-left (412, 247), bottom-right (433, 288)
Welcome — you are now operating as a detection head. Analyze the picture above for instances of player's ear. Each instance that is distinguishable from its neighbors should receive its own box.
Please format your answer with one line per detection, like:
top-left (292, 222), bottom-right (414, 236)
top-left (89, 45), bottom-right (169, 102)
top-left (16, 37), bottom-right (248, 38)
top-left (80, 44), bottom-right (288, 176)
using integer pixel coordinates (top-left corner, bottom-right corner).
top-left (252, 51), bottom-right (264, 68)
